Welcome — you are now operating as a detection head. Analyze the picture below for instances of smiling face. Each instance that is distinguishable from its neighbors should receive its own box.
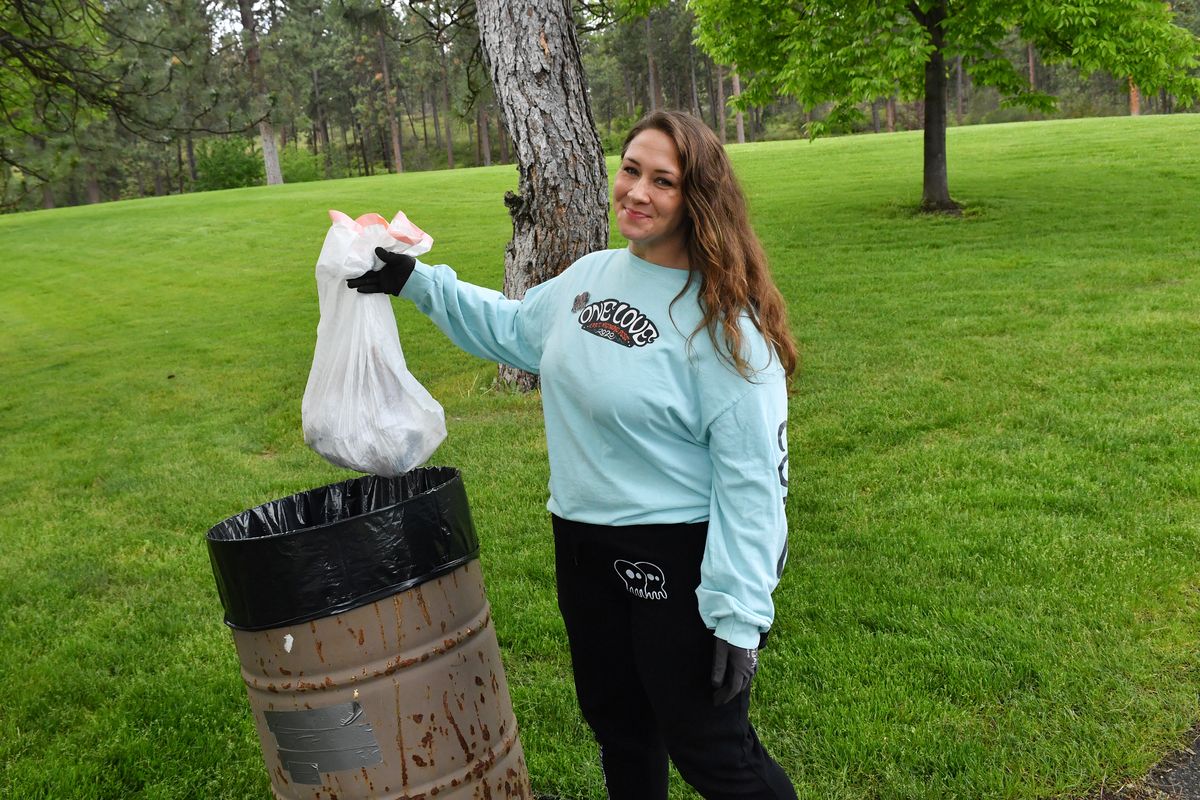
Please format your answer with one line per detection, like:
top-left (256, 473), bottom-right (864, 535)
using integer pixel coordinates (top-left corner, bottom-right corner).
top-left (613, 128), bottom-right (689, 268)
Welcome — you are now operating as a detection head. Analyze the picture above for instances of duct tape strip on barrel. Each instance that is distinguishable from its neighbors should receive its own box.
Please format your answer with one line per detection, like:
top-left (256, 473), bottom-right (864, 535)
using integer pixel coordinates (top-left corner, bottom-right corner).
top-left (205, 467), bottom-right (479, 631)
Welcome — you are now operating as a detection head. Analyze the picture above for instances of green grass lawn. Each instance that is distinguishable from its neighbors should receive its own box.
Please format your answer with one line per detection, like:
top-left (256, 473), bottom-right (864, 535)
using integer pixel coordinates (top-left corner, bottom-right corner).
top-left (2, 114), bottom-right (1198, 799)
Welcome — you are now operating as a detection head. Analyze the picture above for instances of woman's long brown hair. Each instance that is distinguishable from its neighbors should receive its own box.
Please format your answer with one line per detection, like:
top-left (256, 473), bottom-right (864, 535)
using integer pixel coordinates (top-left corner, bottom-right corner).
top-left (622, 111), bottom-right (798, 379)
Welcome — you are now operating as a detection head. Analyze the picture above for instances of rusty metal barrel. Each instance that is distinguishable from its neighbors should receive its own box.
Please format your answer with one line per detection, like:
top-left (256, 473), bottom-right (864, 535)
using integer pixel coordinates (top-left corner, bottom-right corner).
top-left (206, 467), bottom-right (532, 799)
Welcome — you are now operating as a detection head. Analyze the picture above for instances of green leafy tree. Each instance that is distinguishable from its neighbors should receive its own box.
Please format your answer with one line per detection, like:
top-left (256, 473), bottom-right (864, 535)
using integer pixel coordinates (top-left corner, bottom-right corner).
top-left (2, 0), bottom-right (257, 207)
top-left (687, 0), bottom-right (1200, 212)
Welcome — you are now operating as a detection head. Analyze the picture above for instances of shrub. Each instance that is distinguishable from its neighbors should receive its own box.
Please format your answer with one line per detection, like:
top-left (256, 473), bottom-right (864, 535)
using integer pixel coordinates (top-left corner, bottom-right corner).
top-left (194, 137), bottom-right (264, 191)
top-left (281, 148), bottom-right (321, 183)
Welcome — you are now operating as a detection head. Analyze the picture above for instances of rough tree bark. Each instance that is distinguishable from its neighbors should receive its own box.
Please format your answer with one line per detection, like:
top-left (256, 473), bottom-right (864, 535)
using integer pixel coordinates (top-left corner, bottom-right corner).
top-left (475, 0), bottom-right (610, 391)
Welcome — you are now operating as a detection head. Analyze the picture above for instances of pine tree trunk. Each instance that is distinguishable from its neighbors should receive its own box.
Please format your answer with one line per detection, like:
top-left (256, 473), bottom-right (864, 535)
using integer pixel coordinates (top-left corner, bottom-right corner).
top-left (479, 105), bottom-right (492, 166)
top-left (645, 17), bottom-right (663, 112)
top-left (732, 68), bottom-right (746, 144)
top-left (955, 55), bottom-right (964, 123)
top-left (398, 86), bottom-right (420, 141)
top-left (363, 88), bottom-right (379, 174)
top-left (237, 0), bottom-right (283, 185)
top-left (377, 30), bottom-right (404, 173)
top-left (706, 59), bottom-right (718, 129)
top-left (420, 90), bottom-right (429, 147)
top-left (440, 48), bottom-right (455, 169)
top-left (689, 42), bottom-right (702, 118)
top-left (313, 67), bottom-right (333, 177)
top-left (86, 162), bottom-right (101, 203)
top-left (915, 0), bottom-right (959, 213)
top-left (476, 0), bottom-right (610, 391)
top-left (430, 87), bottom-right (441, 150)
top-left (716, 64), bottom-right (727, 144)
top-left (176, 138), bottom-right (185, 193)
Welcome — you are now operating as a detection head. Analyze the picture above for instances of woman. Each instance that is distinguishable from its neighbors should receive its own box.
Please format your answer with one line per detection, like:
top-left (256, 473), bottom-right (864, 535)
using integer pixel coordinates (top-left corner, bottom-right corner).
top-left (349, 110), bottom-right (798, 799)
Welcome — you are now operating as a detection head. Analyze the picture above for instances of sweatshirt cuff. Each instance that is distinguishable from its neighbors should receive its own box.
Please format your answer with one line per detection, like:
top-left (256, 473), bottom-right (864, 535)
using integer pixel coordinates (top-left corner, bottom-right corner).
top-left (399, 260), bottom-right (436, 301)
top-left (714, 616), bottom-right (763, 649)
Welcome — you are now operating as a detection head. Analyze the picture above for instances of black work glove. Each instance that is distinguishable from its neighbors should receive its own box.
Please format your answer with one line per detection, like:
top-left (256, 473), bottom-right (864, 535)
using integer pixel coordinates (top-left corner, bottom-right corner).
top-left (346, 247), bottom-right (416, 295)
top-left (711, 637), bottom-right (758, 705)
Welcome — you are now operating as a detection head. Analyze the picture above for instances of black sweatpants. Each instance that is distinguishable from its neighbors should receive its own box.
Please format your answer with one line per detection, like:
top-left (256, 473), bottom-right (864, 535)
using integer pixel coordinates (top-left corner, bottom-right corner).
top-left (552, 515), bottom-right (797, 800)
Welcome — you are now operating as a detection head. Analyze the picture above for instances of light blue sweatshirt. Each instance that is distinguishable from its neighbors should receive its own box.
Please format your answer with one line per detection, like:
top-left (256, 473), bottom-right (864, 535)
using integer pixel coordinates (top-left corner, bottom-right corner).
top-left (401, 248), bottom-right (789, 648)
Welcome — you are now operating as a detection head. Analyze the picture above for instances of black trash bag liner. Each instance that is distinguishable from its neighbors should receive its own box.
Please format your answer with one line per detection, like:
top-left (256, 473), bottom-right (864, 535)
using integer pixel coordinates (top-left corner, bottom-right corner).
top-left (206, 467), bottom-right (478, 631)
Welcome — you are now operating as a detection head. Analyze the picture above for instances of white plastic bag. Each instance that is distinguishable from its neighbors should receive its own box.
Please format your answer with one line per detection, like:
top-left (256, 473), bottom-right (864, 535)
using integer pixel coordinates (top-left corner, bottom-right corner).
top-left (301, 209), bottom-right (447, 476)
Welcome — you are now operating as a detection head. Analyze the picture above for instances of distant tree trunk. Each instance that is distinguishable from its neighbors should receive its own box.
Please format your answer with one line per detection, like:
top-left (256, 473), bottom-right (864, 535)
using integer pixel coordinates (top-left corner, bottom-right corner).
top-left (645, 17), bottom-right (664, 112)
top-left (955, 55), bottom-right (964, 123)
top-left (259, 120), bottom-right (283, 184)
top-left (176, 139), bottom-right (185, 193)
top-left (419, 91), bottom-right (429, 146)
top-left (398, 86), bottom-right (420, 141)
top-left (377, 30), bottom-right (404, 173)
top-left (364, 88), bottom-right (380, 173)
top-left (1159, 88), bottom-right (1172, 114)
top-left (313, 67), bottom-right (333, 178)
top-left (716, 63), bottom-right (727, 143)
top-left (1129, 78), bottom-right (1141, 116)
top-left (478, 104), bottom-right (492, 166)
top-left (871, 100), bottom-right (880, 133)
top-left (85, 163), bottom-right (101, 203)
top-left (706, 59), bottom-right (718, 129)
top-left (688, 42), bottom-right (702, 118)
top-left (731, 68), bottom-right (746, 144)
top-left (476, 0), bottom-right (610, 391)
top-left (914, 0), bottom-right (959, 213)
top-left (236, 0), bottom-right (283, 185)
top-left (354, 118), bottom-right (370, 176)
top-left (1027, 42), bottom-right (1037, 91)
top-left (185, 134), bottom-right (198, 182)
top-left (430, 87), bottom-right (441, 149)
top-left (440, 48), bottom-right (455, 168)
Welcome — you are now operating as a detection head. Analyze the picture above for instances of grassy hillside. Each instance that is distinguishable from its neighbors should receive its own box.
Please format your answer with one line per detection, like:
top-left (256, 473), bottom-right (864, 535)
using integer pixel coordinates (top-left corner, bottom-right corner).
top-left (1, 115), bottom-right (1198, 799)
